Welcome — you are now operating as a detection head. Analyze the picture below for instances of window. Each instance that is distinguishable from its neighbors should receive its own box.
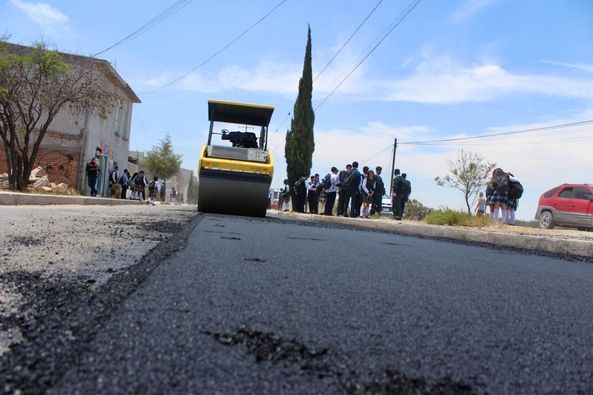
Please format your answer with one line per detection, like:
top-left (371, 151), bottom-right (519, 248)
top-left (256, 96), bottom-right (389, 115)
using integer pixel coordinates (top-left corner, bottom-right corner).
top-left (543, 187), bottom-right (559, 198)
top-left (558, 188), bottom-right (574, 199)
top-left (574, 187), bottom-right (592, 200)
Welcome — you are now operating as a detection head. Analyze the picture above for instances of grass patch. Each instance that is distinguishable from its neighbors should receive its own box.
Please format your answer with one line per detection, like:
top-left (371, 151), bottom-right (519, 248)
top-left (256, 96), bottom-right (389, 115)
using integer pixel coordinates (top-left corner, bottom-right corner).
top-left (425, 208), bottom-right (492, 227)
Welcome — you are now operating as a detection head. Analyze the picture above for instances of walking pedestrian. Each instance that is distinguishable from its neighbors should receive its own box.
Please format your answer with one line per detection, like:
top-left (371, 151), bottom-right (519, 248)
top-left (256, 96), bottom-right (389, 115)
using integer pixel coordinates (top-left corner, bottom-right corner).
top-left (148, 177), bottom-right (158, 206)
top-left (85, 158), bottom-right (100, 197)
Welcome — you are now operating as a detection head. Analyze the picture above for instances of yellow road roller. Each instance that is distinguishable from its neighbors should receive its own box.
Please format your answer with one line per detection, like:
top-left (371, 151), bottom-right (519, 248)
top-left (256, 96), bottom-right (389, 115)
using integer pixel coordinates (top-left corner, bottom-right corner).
top-left (197, 100), bottom-right (274, 217)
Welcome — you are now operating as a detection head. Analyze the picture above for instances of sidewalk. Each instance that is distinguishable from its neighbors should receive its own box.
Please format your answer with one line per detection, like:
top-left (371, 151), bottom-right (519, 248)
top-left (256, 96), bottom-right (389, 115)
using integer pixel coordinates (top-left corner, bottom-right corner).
top-left (270, 211), bottom-right (593, 260)
top-left (0, 190), bottom-right (143, 206)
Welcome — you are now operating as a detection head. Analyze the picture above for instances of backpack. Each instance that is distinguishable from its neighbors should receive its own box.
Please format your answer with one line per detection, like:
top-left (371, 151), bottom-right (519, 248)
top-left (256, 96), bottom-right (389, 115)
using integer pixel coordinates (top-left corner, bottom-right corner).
top-left (322, 173), bottom-right (332, 190)
top-left (341, 170), bottom-right (357, 190)
top-left (508, 180), bottom-right (523, 199)
top-left (402, 180), bottom-right (411, 196)
top-left (148, 180), bottom-right (156, 191)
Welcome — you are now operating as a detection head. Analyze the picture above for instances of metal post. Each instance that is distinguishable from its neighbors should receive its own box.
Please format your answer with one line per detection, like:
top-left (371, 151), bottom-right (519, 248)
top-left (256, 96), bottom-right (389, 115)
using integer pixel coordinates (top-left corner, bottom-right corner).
top-left (389, 138), bottom-right (397, 195)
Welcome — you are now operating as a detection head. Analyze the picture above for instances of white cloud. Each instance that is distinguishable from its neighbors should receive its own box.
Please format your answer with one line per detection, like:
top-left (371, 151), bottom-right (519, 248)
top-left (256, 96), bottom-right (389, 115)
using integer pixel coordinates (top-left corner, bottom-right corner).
top-left (147, 51), bottom-right (593, 106)
top-left (10, 0), bottom-right (70, 35)
top-left (451, 0), bottom-right (500, 21)
top-left (373, 53), bottom-right (593, 104)
top-left (543, 60), bottom-right (593, 74)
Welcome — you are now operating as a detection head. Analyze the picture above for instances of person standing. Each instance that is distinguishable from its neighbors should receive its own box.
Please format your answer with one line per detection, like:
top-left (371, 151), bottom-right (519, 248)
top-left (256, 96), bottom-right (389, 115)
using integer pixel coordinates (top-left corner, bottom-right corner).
top-left (280, 179), bottom-right (290, 212)
top-left (294, 175), bottom-right (308, 213)
top-left (392, 169), bottom-right (405, 220)
top-left (336, 164), bottom-right (351, 216)
top-left (306, 175), bottom-right (319, 214)
top-left (475, 192), bottom-right (487, 217)
top-left (323, 167), bottom-right (339, 215)
top-left (360, 170), bottom-right (376, 218)
top-left (371, 166), bottom-right (385, 216)
top-left (119, 169), bottom-right (130, 199)
top-left (85, 158), bottom-right (100, 197)
top-left (109, 165), bottom-right (120, 198)
top-left (400, 173), bottom-right (412, 216)
top-left (160, 180), bottom-right (167, 203)
top-left (147, 177), bottom-right (158, 206)
top-left (345, 161), bottom-right (362, 217)
top-left (488, 168), bottom-right (509, 222)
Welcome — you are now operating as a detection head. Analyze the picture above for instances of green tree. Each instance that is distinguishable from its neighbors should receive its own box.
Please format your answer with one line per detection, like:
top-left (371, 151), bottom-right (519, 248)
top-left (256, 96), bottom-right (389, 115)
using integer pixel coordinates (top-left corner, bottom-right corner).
top-left (0, 40), bottom-right (114, 191)
top-left (285, 26), bottom-right (314, 208)
top-left (434, 149), bottom-right (496, 214)
top-left (142, 134), bottom-right (182, 180)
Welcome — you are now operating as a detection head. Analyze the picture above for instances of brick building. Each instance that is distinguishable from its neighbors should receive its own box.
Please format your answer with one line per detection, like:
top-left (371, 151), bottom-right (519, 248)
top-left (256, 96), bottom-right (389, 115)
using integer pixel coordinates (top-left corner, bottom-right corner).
top-left (0, 43), bottom-right (140, 195)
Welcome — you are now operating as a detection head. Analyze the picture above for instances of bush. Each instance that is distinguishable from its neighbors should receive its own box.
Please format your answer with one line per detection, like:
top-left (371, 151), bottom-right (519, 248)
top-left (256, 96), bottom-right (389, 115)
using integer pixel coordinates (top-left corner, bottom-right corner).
top-left (404, 199), bottom-right (432, 221)
top-left (425, 208), bottom-right (491, 227)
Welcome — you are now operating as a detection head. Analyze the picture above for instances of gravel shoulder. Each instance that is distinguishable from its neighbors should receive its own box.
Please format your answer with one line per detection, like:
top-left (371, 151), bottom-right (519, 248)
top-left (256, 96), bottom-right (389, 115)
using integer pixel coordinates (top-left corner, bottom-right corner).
top-left (270, 212), bottom-right (593, 261)
top-left (0, 204), bottom-right (199, 394)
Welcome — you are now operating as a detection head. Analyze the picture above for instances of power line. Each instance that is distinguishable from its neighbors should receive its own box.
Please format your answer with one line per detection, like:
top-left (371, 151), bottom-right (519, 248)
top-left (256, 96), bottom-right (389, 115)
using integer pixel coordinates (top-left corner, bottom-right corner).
top-left (313, 0), bottom-right (383, 82)
top-left (314, 0), bottom-right (423, 111)
top-left (400, 119), bottom-right (593, 145)
top-left (271, 111), bottom-right (291, 137)
top-left (145, 0), bottom-right (288, 93)
top-left (94, 0), bottom-right (193, 57)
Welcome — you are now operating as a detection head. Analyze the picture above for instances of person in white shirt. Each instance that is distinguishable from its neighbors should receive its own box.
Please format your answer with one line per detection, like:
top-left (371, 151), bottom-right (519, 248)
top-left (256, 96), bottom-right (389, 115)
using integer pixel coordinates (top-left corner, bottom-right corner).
top-left (323, 167), bottom-right (339, 215)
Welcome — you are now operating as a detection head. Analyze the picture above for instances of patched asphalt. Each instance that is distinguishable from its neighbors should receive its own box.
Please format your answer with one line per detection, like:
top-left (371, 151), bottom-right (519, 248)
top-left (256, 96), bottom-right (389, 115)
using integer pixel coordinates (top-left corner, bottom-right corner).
top-left (49, 214), bottom-right (593, 394)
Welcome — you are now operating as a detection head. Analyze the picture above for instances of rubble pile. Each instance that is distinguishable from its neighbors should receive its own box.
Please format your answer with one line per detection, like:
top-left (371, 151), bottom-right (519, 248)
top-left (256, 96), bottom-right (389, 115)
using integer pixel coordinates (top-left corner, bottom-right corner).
top-left (0, 173), bottom-right (8, 188)
top-left (0, 167), bottom-right (74, 194)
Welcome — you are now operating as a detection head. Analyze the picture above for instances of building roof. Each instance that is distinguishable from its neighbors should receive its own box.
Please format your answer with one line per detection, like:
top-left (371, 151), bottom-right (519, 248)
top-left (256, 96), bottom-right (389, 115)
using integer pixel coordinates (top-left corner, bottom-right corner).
top-left (1, 42), bottom-right (141, 104)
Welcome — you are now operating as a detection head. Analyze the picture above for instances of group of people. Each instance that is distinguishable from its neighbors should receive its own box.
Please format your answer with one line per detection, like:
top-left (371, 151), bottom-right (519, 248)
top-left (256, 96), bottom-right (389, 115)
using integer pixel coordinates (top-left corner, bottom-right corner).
top-left (281, 162), bottom-right (412, 220)
top-left (476, 168), bottom-right (523, 225)
top-left (85, 158), bottom-right (176, 205)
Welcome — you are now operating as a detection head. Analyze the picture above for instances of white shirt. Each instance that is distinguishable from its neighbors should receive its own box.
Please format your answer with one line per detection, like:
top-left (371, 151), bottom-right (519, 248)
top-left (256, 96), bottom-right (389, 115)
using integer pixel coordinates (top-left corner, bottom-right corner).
top-left (326, 173), bottom-right (339, 193)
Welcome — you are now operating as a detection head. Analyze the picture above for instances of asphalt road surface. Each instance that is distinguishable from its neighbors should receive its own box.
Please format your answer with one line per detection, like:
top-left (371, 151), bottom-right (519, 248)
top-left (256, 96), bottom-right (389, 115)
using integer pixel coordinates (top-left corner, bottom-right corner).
top-left (49, 213), bottom-right (593, 394)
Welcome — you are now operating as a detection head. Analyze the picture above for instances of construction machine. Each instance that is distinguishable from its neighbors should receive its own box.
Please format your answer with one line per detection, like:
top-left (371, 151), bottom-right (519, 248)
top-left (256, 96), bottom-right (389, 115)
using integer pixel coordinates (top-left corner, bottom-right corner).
top-left (197, 100), bottom-right (274, 217)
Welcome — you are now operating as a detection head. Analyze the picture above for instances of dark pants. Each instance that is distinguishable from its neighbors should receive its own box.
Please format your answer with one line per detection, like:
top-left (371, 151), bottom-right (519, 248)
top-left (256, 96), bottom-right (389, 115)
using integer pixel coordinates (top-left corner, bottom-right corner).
top-left (337, 190), bottom-right (346, 216)
top-left (87, 175), bottom-right (97, 197)
top-left (324, 191), bottom-right (336, 215)
top-left (346, 189), bottom-right (359, 217)
top-left (307, 191), bottom-right (318, 214)
top-left (120, 185), bottom-right (128, 199)
top-left (296, 193), bottom-right (306, 212)
top-left (371, 194), bottom-right (382, 215)
top-left (392, 194), bottom-right (404, 219)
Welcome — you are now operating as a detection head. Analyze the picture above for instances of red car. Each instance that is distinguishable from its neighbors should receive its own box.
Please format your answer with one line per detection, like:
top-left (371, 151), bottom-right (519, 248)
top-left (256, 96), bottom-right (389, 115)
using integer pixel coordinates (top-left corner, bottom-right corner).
top-left (535, 184), bottom-right (593, 230)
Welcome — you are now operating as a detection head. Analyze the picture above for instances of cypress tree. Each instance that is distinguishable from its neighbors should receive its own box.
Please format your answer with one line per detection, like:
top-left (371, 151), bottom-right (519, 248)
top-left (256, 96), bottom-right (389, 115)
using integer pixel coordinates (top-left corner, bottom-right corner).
top-left (285, 26), bottom-right (315, 209)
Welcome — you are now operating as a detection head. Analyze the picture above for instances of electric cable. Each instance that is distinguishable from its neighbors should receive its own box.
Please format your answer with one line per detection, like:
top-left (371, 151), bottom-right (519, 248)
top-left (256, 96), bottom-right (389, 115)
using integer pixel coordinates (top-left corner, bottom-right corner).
top-left (314, 0), bottom-right (423, 111)
top-left (313, 0), bottom-right (383, 82)
top-left (400, 119), bottom-right (593, 145)
top-left (145, 0), bottom-right (288, 93)
top-left (94, 0), bottom-right (193, 56)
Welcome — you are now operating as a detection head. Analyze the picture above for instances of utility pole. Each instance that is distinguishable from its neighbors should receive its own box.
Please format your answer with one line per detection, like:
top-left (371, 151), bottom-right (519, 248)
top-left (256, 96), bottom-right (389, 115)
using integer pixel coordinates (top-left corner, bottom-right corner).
top-left (389, 138), bottom-right (398, 195)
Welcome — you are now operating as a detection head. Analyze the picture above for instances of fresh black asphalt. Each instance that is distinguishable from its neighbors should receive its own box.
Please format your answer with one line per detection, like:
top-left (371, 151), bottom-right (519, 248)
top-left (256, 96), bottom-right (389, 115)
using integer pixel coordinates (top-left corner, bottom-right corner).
top-left (51, 214), bottom-right (593, 394)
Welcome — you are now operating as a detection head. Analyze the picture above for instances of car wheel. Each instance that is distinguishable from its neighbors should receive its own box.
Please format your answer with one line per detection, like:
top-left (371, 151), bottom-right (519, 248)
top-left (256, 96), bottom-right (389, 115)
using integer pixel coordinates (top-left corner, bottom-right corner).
top-left (539, 211), bottom-right (555, 229)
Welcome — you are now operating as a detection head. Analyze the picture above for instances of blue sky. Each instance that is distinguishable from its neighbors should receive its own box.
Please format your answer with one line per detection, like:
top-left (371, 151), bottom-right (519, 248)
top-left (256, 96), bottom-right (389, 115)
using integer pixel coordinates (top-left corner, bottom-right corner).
top-left (2, 0), bottom-right (593, 219)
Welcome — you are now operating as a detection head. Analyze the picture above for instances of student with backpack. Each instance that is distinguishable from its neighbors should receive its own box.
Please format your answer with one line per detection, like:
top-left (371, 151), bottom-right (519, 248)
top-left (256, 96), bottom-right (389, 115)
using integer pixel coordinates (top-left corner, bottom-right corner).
top-left (506, 173), bottom-right (523, 225)
top-left (371, 166), bottom-right (385, 216)
top-left (400, 173), bottom-right (412, 215)
top-left (360, 169), bottom-right (376, 218)
top-left (340, 161), bottom-right (361, 217)
top-left (391, 168), bottom-right (405, 220)
top-left (336, 164), bottom-right (351, 216)
top-left (147, 176), bottom-right (158, 206)
top-left (306, 175), bottom-right (320, 214)
top-left (323, 167), bottom-right (339, 215)
top-left (487, 168), bottom-right (510, 223)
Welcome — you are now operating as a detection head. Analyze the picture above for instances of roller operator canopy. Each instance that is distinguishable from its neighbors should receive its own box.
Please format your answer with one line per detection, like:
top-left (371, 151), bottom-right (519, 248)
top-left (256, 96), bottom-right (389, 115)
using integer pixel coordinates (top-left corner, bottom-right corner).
top-left (208, 100), bottom-right (275, 127)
